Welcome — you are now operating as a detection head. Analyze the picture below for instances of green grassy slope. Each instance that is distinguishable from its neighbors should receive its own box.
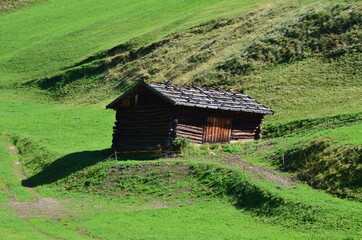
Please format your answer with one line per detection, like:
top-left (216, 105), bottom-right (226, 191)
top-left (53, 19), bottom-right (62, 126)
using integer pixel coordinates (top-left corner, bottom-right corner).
top-left (2, 135), bottom-right (361, 239)
top-left (229, 122), bottom-right (362, 200)
top-left (1, 1), bottom-right (360, 124)
top-left (0, 0), bottom-right (38, 13)
top-left (0, 0), bottom-right (273, 83)
top-left (0, 89), bottom-right (113, 154)
top-left (0, 0), bottom-right (361, 239)
top-left (16, 0), bottom-right (360, 124)
top-left (0, 137), bottom-right (57, 239)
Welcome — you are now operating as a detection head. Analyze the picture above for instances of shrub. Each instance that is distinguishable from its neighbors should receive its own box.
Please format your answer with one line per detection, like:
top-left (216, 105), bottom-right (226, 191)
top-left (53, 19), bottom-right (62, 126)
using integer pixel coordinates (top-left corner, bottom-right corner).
top-left (216, 58), bottom-right (255, 75)
top-left (278, 137), bottom-right (362, 200)
top-left (172, 137), bottom-right (191, 151)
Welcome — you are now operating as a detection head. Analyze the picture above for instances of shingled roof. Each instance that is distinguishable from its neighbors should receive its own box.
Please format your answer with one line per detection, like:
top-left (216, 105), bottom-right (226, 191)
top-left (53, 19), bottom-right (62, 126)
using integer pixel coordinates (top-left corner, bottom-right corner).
top-left (106, 81), bottom-right (274, 115)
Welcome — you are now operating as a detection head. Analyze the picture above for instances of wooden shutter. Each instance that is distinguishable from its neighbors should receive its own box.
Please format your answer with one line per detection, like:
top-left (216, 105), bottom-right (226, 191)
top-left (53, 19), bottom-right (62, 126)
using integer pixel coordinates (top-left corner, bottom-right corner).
top-left (203, 116), bottom-right (232, 143)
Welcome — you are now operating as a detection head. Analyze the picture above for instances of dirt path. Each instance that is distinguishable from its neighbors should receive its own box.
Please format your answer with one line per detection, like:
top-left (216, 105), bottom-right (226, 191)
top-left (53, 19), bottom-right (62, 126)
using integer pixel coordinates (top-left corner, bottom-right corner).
top-left (2, 136), bottom-right (100, 240)
top-left (10, 197), bottom-right (71, 219)
top-left (221, 154), bottom-right (295, 188)
top-left (4, 136), bottom-right (70, 218)
top-left (186, 151), bottom-right (295, 188)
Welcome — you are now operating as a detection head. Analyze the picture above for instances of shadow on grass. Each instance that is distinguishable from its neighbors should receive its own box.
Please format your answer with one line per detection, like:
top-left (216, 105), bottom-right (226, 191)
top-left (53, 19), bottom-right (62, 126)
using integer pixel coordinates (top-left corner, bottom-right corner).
top-left (22, 149), bottom-right (161, 187)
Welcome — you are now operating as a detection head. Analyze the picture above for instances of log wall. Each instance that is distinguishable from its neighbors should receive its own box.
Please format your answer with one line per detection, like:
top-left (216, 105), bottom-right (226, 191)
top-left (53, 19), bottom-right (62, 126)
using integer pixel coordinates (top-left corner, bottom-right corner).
top-left (231, 119), bottom-right (262, 141)
top-left (112, 106), bottom-right (173, 150)
top-left (112, 103), bottom-right (265, 150)
top-left (174, 113), bottom-right (205, 144)
top-left (174, 106), bottom-right (264, 143)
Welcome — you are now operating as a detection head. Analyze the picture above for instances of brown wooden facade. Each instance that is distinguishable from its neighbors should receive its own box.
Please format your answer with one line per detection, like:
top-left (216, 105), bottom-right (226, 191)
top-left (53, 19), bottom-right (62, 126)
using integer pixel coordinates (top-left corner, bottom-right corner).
top-left (107, 82), bottom-right (272, 150)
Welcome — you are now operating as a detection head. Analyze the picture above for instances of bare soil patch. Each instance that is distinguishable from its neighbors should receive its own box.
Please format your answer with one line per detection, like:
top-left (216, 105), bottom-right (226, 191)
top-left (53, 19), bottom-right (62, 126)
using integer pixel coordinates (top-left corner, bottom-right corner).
top-left (3, 137), bottom-right (74, 218)
top-left (6, 144), bottom-right (18, 154)
top-left (10, 197), bottom-right (72, 219)
top-left (223, 155), bottom-right (295, 188)
top-left (0, 0), bottom-right (38, 12)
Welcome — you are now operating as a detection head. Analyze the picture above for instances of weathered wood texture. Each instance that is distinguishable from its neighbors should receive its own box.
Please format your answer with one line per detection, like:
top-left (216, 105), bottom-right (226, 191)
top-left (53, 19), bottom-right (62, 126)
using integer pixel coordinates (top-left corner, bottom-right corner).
top-left (121, 86), bottom-right (169, 108)
top-left (175, 113), bottom-right (205, 144)
top-left (112, 106), bottom-right (173, 150)
top-left (111, 90), bottom-right (265, 150)
top-left (174, 106), bottom-right (263, 143)
top-left (203, 116), bottom-right (232, 143)
top-left (231, 119), bottom-right (262, 141)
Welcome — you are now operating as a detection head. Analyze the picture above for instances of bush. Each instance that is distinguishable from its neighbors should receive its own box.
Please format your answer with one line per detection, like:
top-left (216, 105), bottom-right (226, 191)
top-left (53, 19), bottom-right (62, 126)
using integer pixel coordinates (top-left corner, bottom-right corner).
top-left (278, 137), bottom-right (362, 200)
top-left (216, 58), bottom-right (255, 75)
top-left (172, 137), bottom-right (191, 151)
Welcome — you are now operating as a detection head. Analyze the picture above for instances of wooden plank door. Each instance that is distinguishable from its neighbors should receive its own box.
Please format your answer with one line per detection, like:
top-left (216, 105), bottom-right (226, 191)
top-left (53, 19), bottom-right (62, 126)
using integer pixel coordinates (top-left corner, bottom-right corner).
top-left (203, 116), bottom-right (232, 143)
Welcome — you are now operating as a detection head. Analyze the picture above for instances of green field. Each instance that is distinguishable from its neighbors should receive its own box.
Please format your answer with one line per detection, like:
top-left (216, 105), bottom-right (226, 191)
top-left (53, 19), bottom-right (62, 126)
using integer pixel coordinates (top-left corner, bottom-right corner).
top-left (1, 135), bottom-right (361, 239)
top-left (0, 0), bottom-right (361, 239)
top-left (0, 0), bottom-right (274, 83)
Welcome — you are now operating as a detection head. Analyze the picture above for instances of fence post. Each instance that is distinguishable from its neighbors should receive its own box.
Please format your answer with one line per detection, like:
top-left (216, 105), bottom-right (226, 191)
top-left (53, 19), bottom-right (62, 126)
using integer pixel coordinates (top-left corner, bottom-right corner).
top-left (328, 120), bottom-right (333, 131)
top-left (115, 151), bottom-right (117, 160)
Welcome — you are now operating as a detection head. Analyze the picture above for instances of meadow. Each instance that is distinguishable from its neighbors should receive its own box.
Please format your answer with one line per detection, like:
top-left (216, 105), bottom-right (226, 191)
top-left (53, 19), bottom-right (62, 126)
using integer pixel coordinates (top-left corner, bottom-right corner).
top-left (0, 0), bottom-right (361, 239)
top-left (1, 133), bottom-right (361, 239)
top-left (0, 0), bottom-right (273, 83)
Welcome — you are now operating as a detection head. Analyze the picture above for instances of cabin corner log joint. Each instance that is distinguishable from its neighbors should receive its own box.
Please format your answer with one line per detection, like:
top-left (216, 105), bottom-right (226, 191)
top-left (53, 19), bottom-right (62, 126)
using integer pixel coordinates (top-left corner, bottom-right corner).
top-left (106, 81), bottom-right (273, 150)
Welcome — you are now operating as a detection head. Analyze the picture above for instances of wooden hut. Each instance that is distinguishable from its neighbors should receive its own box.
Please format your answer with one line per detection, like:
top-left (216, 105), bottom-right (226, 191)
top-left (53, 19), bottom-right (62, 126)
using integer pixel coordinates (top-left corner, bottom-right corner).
top-left (106, 81), bottom-right (273, 150)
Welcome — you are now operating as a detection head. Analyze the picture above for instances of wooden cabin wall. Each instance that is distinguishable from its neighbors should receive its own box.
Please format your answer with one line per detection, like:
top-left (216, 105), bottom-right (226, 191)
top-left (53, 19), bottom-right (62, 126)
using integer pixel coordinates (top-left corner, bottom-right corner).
top-left (231, 118), bottom-right (263, 141)
top-left (112, 89), bottom-right (173, 150)
top-left (120, 86), bottom-right (167, 108)
top-left (112, 106), bottom-right (173, 150)
top-left (174, 107), bottom-right (264, 143)
top-left (112, 99), bottom-right (265, 150)
top-left (174, 112), bottom-right (205, 144)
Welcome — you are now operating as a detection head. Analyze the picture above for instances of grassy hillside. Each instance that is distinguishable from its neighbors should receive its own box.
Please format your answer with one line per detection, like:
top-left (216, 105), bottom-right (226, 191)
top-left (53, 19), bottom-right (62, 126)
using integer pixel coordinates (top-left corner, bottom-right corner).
top-left (1, 1), bottom-right (360, 124)
top-left (228, 122), bottom-right (362, 200)
top-left (0, 137), bottom-right (49, 239)
top-left (0, 0), bottom-right (38, 13)
top-left (0, 0), bottom-right (361, 239)
top-left (19, 0), bottom-right (361, 123)
top-left (2, 135), bottom-right (361, 239)
top-left (0, 0), bottom-right (274, 83)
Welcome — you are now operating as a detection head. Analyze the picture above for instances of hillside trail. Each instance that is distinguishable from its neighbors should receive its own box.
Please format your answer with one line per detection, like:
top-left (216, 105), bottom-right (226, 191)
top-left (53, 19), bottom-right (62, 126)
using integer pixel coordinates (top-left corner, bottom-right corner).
top-left (3, 136), bottom-right (69, 219)
top-left (1, 136), bottom-right (98, 240)
top-left (184, 143), bottom-right (295, 189)
top-left (219, 153), bottom-right (295, 188)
